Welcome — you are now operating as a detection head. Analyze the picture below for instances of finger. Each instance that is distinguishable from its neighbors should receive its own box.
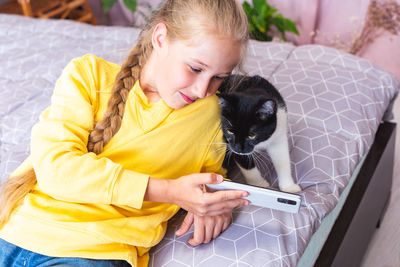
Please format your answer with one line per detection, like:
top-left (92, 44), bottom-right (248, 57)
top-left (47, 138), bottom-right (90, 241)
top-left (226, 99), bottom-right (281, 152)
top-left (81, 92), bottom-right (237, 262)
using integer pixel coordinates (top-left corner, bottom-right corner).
top-left (176, 212), bottom-right (194, 236)
top-left (189, 216), bottom-right (204, 247)
top-left (204, 189), bottom-right (248, 205)
top-left (204, 217), bottom-right (215, 243)
top-left (192, 173), bottom-right (223, 186)
top-left (213, 216), bottom-right (224, 239)
top-left (222, 214), bottom-right (232, 232)
top-left (203, 198), bottom-right (250, 216)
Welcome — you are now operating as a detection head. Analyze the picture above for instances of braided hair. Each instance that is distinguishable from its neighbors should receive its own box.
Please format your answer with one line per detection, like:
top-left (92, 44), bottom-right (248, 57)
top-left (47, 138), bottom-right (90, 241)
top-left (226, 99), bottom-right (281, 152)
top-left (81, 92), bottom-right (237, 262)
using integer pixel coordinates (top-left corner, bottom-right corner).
top-left (87, 45), bottom-right (143, 154)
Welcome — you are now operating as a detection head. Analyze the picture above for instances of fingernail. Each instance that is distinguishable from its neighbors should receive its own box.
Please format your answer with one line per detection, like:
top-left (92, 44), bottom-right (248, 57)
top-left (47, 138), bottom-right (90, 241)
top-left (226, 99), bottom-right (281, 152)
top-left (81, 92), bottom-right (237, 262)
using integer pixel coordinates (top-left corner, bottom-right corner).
top-left (217, 175), bottom-right (223, 182)
top-left (242, 192), bottom-right (248, 197)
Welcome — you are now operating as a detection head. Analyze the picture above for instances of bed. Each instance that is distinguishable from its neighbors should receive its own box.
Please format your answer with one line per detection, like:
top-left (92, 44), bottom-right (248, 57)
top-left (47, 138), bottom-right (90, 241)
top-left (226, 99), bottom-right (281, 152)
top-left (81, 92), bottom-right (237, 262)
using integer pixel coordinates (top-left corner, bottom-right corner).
top-left (0, 15), bottom-right (398, 267)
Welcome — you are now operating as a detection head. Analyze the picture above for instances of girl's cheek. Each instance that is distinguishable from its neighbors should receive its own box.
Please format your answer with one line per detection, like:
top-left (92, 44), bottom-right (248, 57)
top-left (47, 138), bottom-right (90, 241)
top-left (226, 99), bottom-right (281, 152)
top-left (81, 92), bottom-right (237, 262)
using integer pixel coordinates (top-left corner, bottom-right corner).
top-left (209, 80), bottom-right (223, 95)
top-left (176, 69), bottom-right (195, 88)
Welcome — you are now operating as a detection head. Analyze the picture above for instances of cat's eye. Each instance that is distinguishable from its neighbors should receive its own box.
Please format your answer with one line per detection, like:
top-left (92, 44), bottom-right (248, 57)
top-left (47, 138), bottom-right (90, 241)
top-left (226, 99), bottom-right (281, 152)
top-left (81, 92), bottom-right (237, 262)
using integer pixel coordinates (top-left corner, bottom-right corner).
top-left (226, 130), bottom-right (234, 135)
top-left (248, 135), bottom-right (256, 139)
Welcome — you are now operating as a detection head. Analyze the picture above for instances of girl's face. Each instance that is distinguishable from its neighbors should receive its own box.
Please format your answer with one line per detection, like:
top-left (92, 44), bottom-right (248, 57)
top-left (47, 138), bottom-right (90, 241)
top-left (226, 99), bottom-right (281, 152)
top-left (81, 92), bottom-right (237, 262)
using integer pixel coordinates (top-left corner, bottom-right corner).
top-left (142, 24), bottom-right (242, 109)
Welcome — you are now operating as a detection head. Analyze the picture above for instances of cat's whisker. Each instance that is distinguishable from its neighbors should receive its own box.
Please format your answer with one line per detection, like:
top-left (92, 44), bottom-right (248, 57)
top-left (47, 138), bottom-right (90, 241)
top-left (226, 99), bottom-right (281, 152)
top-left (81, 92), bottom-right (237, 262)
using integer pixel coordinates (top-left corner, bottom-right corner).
top-left (251, 151), bottom-right (258, 160)
top-left (213, 147), bottom-right (226, 155)
top-left (251, 152), bottom-right (261, 166)
top-left (256, 151), bottom-right (269, 164)
top-left (262, 155), bottom-right (274, 179)
top-left (209, 142), bottom-right (228, 146)
top-left (256, 150), bottom-right (268, 161)
top-left (199, 142), bottom-right (227, 147)
top-left (252, 151), bottom-right (273, 181)
top-left (252, 153), bottom-right (263, 170)
top-left (225, 145), bottom-right (232, 155)
top-left (225, 147), bottom-right (234, 166)
top-left (221, 117), bottom-right (233, 127)
top-left (245, 154), bottom-right (253, 167)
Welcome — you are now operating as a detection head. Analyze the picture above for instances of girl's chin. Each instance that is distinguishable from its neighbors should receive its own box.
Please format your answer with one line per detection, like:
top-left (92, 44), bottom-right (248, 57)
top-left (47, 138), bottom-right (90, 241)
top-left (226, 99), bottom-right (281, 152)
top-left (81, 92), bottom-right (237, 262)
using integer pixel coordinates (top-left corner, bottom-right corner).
top-left (163, 94), bottom-right (193, 109)
top-left (164, 100), bottom-right (187, 110)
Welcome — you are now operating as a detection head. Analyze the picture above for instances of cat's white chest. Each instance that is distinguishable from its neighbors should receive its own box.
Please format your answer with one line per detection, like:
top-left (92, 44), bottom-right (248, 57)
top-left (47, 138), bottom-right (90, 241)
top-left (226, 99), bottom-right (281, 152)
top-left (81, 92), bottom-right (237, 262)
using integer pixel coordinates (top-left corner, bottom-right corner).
top-left (240, 108), bottom-right (301, 193)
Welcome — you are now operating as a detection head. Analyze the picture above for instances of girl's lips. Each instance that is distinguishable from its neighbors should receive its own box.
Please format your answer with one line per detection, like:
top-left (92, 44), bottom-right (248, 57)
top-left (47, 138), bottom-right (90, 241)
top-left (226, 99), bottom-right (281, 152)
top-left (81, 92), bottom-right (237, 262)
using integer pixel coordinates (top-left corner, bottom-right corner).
top-left (179, 92), bottom-right (195, 103)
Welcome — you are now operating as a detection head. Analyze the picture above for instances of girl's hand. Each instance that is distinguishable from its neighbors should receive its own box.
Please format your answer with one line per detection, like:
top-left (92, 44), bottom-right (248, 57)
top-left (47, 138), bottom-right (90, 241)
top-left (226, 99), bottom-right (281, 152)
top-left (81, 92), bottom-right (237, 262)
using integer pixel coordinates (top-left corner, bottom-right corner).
top-left (167, 173), bottom-right (249, 216)
top-left (175, 211), bottom-right (232, 246)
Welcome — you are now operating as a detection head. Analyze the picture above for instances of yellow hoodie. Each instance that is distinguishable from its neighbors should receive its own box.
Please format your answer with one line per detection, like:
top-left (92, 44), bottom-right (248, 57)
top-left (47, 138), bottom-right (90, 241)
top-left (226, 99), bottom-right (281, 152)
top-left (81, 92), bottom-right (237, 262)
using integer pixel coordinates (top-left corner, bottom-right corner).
top-left (0, 55), bottom-right (226, 266)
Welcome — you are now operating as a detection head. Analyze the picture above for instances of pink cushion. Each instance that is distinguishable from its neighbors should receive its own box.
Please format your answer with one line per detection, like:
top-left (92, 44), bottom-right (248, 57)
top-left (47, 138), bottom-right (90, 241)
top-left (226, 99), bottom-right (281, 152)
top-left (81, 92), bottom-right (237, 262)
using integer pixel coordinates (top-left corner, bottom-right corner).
top-left (267, 0), bottom-right (319, 45)
top-left (358, 32), bottom-right (400, 80)
top-left (264, 0), bottom-right (400, 81)
top-left (313, 0), bottom-right (400, 80)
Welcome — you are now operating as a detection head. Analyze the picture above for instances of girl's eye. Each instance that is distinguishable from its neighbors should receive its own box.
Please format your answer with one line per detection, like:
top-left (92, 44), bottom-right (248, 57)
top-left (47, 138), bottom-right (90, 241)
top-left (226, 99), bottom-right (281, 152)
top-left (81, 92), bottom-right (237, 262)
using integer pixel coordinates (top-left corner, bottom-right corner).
top-left (213, 75), bottom-right (225, 80)
top-left (248, 134), bottom-right (256, 139)
top-left (189, 66), bottom-right (201, 73)
top-left (226, 130), bottom-right (234, 135)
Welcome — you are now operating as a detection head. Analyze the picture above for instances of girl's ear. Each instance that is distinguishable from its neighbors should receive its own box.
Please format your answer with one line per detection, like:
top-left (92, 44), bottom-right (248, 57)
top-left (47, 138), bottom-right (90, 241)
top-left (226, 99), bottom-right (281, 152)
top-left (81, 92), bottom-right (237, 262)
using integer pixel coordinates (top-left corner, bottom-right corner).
top-left (152, 23), bottom-right (168, 51)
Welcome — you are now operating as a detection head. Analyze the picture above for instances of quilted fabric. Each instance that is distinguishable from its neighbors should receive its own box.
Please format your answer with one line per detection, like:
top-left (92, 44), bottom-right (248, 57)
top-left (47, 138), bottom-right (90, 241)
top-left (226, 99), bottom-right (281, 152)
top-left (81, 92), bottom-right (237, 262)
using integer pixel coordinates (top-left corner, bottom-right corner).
top-left (149, 42), bottom-right (399, 266)
top-left (0, 15), bottom-right (398, 266)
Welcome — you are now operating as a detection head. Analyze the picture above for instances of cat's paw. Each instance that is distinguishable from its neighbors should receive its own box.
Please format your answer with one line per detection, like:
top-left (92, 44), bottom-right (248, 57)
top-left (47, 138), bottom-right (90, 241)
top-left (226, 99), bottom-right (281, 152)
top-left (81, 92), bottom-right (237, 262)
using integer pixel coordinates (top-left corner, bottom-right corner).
top-left (279, 183), bottom-right (302, 193)
top-left (247, 179), bottom-right (270, 188)
top-left (256, 179), bottom-right (270, 188)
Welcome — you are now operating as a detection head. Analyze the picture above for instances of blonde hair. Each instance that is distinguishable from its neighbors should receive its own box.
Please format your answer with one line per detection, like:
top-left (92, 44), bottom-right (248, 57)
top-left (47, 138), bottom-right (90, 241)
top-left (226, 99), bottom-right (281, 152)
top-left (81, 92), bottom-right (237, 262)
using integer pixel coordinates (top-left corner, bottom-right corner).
top-left (0, 0), bottom-right (249, 227)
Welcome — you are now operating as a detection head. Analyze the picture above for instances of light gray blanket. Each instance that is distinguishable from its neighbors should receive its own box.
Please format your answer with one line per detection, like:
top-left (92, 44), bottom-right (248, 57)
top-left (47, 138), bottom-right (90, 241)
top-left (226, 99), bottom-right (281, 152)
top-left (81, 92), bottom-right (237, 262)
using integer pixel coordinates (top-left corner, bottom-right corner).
top-left (0, 14), bottom-right (398, 266)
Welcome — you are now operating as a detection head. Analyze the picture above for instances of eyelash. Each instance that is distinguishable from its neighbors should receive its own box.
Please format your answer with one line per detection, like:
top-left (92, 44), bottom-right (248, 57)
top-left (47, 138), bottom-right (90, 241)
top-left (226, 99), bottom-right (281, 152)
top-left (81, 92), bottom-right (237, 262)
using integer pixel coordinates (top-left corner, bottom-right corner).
top-left (188, 65), bottom-right (225, 80)
top-left (190, 66), bottom-right (202, 73)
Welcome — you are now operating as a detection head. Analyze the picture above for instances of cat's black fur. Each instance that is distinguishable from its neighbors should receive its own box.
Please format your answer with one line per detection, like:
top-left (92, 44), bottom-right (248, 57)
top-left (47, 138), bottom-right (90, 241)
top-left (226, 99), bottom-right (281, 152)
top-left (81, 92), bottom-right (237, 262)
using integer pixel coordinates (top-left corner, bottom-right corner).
top-left (217, 75), bottom-right (301, 192)
top-left (217, 75), bottom-right (283, 168)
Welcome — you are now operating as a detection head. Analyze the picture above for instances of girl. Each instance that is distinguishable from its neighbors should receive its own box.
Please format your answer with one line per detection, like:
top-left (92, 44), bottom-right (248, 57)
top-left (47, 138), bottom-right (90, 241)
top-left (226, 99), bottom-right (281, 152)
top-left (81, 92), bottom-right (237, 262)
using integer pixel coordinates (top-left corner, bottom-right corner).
top-left (0, 0), bottom-right (249, 266)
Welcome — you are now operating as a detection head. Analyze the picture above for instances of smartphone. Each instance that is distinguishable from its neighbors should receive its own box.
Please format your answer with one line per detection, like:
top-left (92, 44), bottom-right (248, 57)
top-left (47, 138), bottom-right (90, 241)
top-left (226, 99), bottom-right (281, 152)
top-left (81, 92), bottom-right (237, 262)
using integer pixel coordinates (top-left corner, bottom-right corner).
top-left (206, 180), bottom-right (301, 213)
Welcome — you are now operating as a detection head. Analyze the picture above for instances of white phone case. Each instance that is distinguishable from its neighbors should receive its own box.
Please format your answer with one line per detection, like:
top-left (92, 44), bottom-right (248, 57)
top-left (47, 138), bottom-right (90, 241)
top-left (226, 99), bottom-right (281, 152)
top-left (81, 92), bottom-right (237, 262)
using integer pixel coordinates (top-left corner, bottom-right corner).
top-left (206, 180), bottom-right (301, 213)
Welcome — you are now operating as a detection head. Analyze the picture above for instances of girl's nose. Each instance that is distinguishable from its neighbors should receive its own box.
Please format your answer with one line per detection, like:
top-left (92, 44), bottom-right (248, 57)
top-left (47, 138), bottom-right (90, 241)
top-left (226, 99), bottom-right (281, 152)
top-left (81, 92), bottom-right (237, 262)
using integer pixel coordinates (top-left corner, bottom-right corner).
top-left (193, 77), bottom-right (210, 99)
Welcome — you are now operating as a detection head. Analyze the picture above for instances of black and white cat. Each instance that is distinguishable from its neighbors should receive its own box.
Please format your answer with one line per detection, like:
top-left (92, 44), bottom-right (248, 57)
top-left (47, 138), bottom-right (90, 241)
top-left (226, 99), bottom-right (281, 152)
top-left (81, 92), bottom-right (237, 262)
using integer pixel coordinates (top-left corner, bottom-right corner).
top-left (217, 75), bottom-right (301, 193)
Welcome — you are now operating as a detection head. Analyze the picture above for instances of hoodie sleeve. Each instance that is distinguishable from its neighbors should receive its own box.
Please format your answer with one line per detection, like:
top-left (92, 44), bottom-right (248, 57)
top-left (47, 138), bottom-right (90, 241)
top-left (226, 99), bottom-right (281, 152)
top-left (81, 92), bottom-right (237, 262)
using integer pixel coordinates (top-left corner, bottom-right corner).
top-left (30, 55), bottom-right (148, 209)
top-left (200, 124), bottom-right (227, 177)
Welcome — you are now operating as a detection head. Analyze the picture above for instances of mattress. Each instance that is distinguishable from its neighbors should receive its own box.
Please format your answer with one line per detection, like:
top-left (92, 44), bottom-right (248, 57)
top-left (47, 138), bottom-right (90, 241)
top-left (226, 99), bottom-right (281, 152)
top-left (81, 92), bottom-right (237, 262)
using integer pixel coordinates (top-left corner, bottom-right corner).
top-left (148, 43), bottom-right (399, 267)
top-left (296, 155), bottom-right (366, 266)
top-left (0, 14), bottom-right (399, 266)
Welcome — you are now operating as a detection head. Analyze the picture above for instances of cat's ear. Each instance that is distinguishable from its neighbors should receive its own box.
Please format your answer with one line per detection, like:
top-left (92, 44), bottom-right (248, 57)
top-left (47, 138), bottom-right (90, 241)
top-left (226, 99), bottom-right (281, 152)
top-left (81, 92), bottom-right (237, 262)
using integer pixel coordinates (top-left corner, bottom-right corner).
top-left (216, 93), bottom-right (229, 109)
top-left (258, 99), bottom-right (276, 120)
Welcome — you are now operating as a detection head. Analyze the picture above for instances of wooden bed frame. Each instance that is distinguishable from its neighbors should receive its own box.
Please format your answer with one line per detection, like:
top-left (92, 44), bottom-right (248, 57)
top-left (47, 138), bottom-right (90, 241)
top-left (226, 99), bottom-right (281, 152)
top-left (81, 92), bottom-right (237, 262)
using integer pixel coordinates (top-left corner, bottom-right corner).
top-left (315, 121), bottom-right (396, 266)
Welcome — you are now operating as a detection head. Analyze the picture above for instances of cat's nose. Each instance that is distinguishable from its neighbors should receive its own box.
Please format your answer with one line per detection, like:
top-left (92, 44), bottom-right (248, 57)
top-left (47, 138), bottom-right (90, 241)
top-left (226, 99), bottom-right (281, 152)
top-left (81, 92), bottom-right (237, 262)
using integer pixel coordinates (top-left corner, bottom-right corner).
top-left (234, 143), bottom-right (244, 152)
